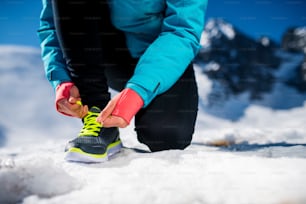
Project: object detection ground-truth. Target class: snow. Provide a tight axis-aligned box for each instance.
[294,27,306,38]
[0,45,82,147]
[260,37,270,46]
[1,45,306,204]
[201,18,236,43]
[0,154,80,203]
[200,18,237,50]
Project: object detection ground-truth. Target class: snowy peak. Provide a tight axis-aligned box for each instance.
[282,27,306,54]
[197,18,281,100]
[200,18,236,49]
[199,18,278,54]
[281,27,306,90]
[195,19,306,120]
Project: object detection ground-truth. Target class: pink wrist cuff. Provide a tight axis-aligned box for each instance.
[112,88,144,124]
[55,82,74,116]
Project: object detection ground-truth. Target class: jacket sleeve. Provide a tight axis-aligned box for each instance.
[37,0,71,90]
[126,0,207,107]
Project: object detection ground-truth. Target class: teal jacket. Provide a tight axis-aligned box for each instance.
[38,0,207,107]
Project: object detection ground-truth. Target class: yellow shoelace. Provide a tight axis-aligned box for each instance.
[79,109,102,137]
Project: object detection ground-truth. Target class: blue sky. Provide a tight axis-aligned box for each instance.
[0,0,305,47]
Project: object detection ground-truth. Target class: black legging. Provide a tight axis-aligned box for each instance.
[51,0,199,152]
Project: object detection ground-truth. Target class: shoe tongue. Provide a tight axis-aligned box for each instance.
[89,106,101,113]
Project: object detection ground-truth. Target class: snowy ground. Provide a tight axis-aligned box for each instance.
[1,45,306,204]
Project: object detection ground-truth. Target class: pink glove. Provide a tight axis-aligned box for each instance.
[55,82,88,118]
[97,88,144,127]
[55,82,74,116]
[112,88,144,124]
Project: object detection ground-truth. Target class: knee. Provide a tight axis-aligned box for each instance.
[136,127,193,152]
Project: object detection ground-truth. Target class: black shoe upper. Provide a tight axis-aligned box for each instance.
[65,106,120,154]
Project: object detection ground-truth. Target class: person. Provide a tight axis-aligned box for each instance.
[38,0,207,163]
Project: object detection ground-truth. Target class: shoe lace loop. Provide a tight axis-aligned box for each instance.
[79,111,102,137]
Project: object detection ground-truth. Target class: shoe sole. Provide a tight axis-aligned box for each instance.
[65,140,123,163]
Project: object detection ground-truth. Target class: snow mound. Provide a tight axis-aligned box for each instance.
[0,156,80,204]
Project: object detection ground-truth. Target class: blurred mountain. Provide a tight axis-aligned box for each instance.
[195,18,306,120]
[0,45,81,147]
[281,27,306,92]
[282,27,306,53]
[0,125,6,147]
